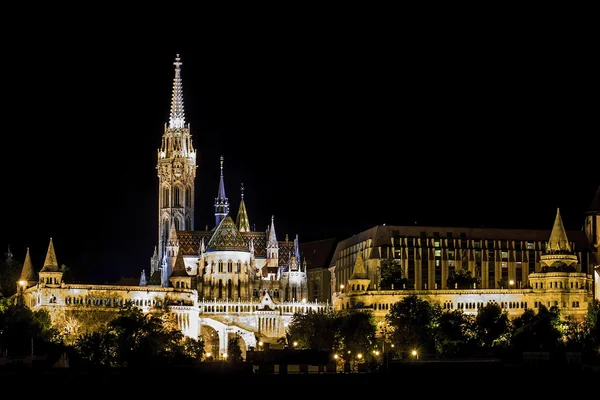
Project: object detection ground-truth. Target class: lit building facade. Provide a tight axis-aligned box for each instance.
[330,191,600,324]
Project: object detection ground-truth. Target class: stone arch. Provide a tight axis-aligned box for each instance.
[199,317,257,359]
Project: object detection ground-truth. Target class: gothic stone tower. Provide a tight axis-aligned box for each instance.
[154,55,197,273]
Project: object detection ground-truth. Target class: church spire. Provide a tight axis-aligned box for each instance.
[236,183,250,232]
[350,251,368,279]
[214,155,229,227]
[169,54,185,129]
[546,208,572,253]
[40,238,59,272]
[268,215,277,246]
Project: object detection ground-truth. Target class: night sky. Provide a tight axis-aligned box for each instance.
[1,17,597,284]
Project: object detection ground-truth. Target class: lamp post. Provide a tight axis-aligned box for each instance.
[340,284,344,294]
[509,279,514,289]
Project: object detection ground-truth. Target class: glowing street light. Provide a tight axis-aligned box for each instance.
[19,280,26,287]
[357,353,363,359]
[334,354,339,359]
[293,341,298,348]
[205,352,211,358]
[411,350,418,359]
[340,284,344,293]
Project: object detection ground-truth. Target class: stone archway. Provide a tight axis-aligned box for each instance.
[199,317,257,359]
[199,324,219,360]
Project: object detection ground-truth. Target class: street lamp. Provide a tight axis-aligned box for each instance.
[293,341,298,348]
[340,284,344,294]
[258,341,263,350]
[509,279,514,289]
[411,350,418,360]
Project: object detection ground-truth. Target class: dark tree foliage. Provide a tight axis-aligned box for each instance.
[475,302,510,349]
[379,258,408,289]
[0,297,61,357]
[0,255,23,297]
[287,310,343,351]
[227,336,244,361]
[74,304,203,367]
[435,309,477,357]
[446,268,478,289]
[385,294,441,356]
[336,310,377,356]
[511,305,563,351]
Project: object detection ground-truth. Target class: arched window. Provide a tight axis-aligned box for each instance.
[186,216,192,230]
[227,279,233,299]
[237,261,242,273]
[292,287,297,301]
[185,186,192,207]
[162,186,170,208]
[174,217,180,230]
[174,186,181,207]
[218,261,223,273]
[237,279,241,299]
[228,260,233,273]
[218,279,223,298]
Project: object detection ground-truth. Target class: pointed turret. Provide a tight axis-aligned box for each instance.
[39,238,63,287]
[40,238,59,272]
[546,208,572,253]
[348,251,370,292]
[139,270,147,286]
[540,208,578,270]
[169,251,193,289]
[266,215,279,268]
[169,54,185,129]
[236,183,250,232]
[18,247,37,290]
[214,155,230,227]
[294,234,301,263]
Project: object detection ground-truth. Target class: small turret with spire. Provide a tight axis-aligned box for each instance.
[214,155,229,228]
[236,183,250,232]
[39,238,63,287]
[348,251,370,292]
[540,208,578,269]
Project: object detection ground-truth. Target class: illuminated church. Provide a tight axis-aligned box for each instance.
[147,55,308,303]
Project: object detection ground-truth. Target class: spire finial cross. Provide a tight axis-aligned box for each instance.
[174,54,182,69]
[220,155,224,176]
[241,182,245,198]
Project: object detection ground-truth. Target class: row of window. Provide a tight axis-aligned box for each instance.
[161,185,192,208]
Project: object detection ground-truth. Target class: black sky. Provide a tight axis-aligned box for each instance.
[1,12,598,283]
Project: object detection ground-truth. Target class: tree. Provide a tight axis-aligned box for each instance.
[287,310,342,351]
[435,309,477,357]
[475,302,510,349]
[0,299,61,357]
[446,268,478,289]
[73,305,203,367]
[336,310,377,358]
[385,294,441,356]
[511,305,563,352]
[379,258,408,289]
[0,252,23,297]
[227,336,243,361]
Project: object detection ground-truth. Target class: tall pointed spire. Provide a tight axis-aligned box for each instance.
[236,182,250,232]
[268,215,277,245]
[169,54,185,129]
[19,247,37,283]
[546,208,572,253]
[168,220,179,247]
[214,155,229,227]
[40,238,59,272]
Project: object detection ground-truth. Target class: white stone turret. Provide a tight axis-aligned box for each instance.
[266,215,279,268]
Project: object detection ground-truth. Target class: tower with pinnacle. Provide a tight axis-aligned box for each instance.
[154,54,197,273]
[214,156,229,228]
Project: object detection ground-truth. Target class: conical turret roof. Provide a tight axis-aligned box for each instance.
[171,252,189,277]
[546,208,572,253]
[19,247,37,282]
[350,251,368,279]
[40,238,59,272]
[236,183,250,232]
[207,215,248,252]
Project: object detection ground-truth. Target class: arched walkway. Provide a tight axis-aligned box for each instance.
[199,317,257,359]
